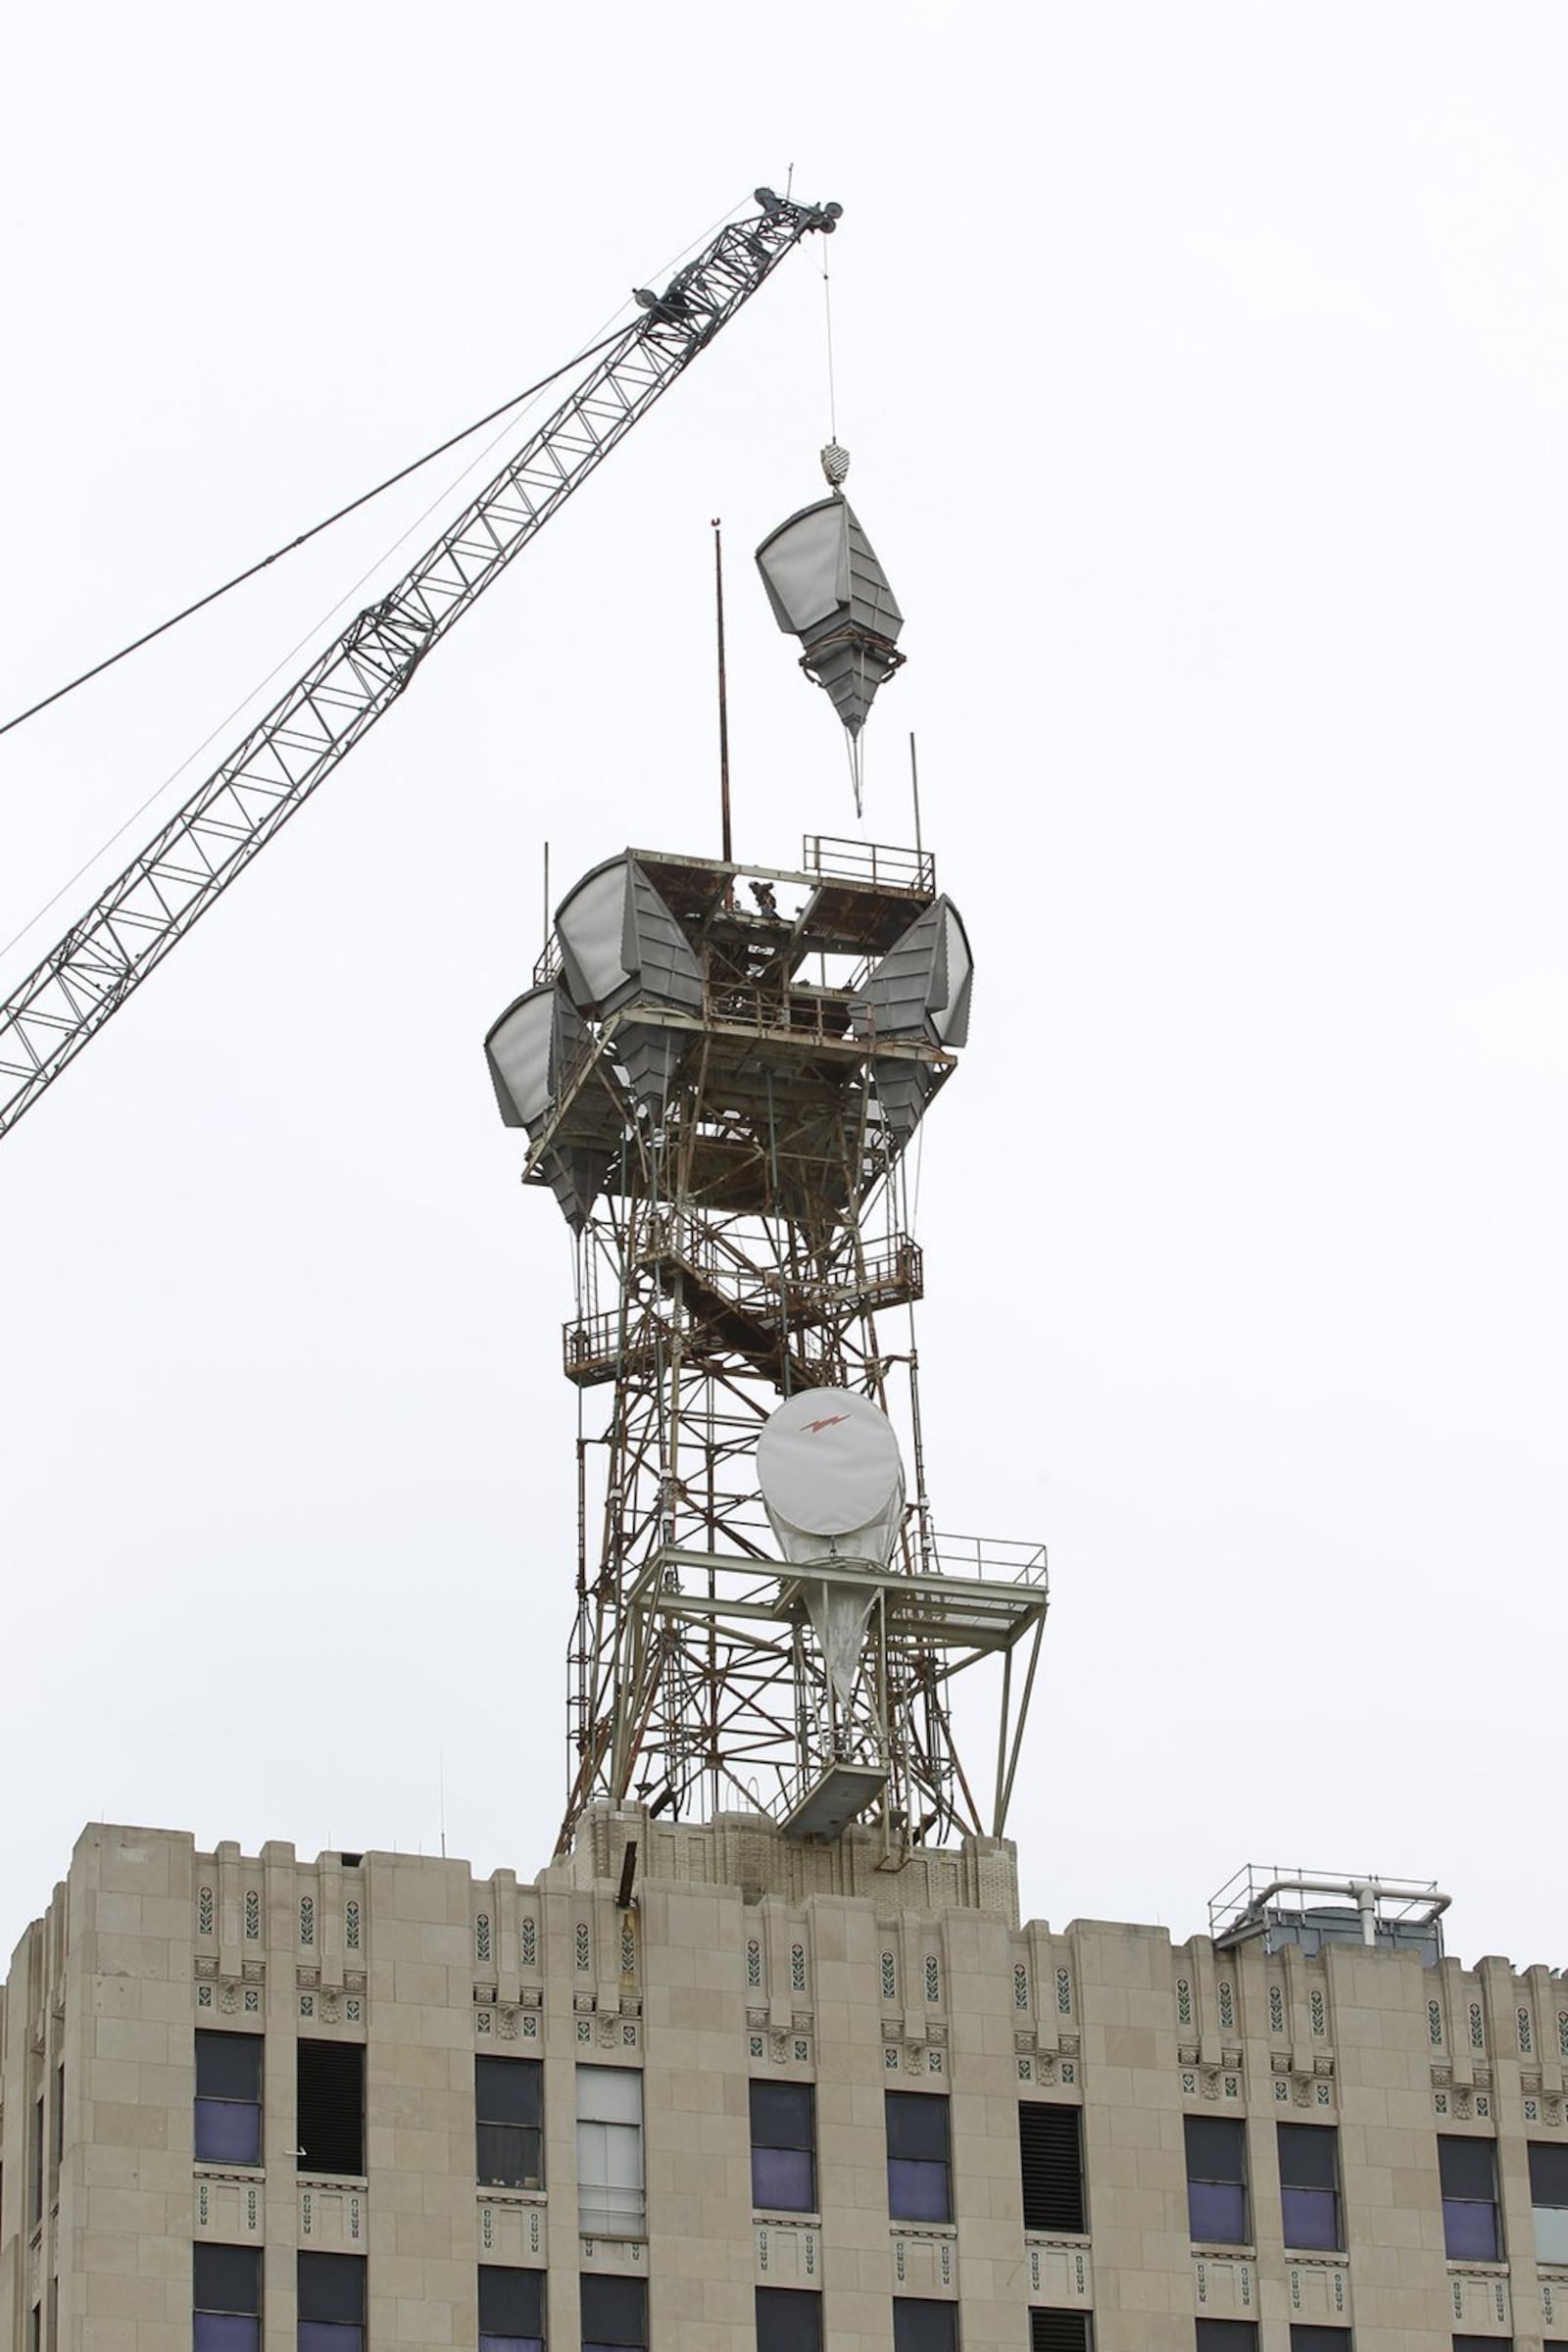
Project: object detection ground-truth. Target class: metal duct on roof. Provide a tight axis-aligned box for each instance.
[484,985,592,1131]
[852,896,973,1146]
[556,857,704,1020]
[755,494,905,739]
[853,896,973,1050]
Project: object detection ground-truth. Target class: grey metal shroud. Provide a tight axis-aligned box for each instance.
[0,187,840,1141]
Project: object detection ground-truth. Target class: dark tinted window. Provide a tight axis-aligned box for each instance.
[194,2241,261,2348]
[887,2092,952,2224]
[1185,2116,1248,2245]
[298,2250,365,2352]
[194,2244,262,2313]
[478,2263,544,2349]
[1289,2331,1351,2349]
[478,2057,544,2190]
[195,2033,263,2166]
[297,2041,365,2177]
[1439,2136,1499,2260]
[893,2301,958,2352]
[1278,2125,1341,2252]
[757,2286,823,2352]
[1195,2326,1258,2348]
[1029,2313,1091,2351]
[751,2081,815,2214]
[197,2034,263,2100]
[581,2273,646,2350]
[1019,2104,1085,2232]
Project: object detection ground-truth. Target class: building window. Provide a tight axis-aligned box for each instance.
[1278,2124,1342,2251]
[194,2242,261,2352]
[1289,2331,1351,2350]
[477,2058,544,2190]
[1195,2327,1257,2349]
[893,2300,958,2352]
[581,2274,646,2352]
[1454,2341,1512,2352]
[297,2041,365,2177]
[195,2033,263,2167]
[28,2093,43,2225]
[757,2286,823,2352]
[50,2063,64,2195]
[1029,2314,1092,2351]
[750,2081,816,2214]
[1185,2116,1249,2245]
[1531,2139,1568,2262]
[297,2251,365,2351]
[886,2091,953,2224]
[576,2066,644,2238]
[1019,2102,1085,2232]
[478,2263,544,2352]
[1439,2136,1500,2260]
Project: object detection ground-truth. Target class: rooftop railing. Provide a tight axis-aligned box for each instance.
[803,835,936,896]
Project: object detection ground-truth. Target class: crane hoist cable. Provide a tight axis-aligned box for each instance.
[0,325,631,748]
[0,185,841,1143]
[0,184,756,760]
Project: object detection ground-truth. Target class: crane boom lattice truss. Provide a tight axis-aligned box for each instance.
[0,190,838,1141]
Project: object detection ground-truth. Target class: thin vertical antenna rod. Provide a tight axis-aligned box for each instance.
[908,732,923,857]
[712,519,733,862]
[542,841,551,954]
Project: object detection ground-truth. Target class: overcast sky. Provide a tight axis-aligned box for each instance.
[3,4,1565,1974]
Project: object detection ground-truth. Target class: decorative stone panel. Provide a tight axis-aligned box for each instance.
[477,2194,546,2265]
[297,2180,367,2249]
[1025,2238,1092,2307]
[891,2228,957,2296]
[193,2176,264,2241]
[1287,2258,1349,2322]
[1194,2255,1255,2316]
[1448,2268,1510,2331]
[578,2234,648,2275]
[754,2220,821,2284]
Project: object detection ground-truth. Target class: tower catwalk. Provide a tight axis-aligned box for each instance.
[486,476,1046,1863]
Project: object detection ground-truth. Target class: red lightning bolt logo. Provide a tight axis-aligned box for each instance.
[804,1412,852,1436]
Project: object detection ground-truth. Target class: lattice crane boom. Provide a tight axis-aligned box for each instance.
[0,189,839,1141]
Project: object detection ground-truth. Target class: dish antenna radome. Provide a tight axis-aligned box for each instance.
[757,1389,906,1562]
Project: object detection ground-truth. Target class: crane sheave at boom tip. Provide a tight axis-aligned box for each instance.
[0,183,842,1146]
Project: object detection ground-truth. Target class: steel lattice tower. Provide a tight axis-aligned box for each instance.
[487,477,1046,1865]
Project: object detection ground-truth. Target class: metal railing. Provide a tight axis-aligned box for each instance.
[1208,1864,1449,1946]
[803,835,936,896]
[922,1533,1050,1588]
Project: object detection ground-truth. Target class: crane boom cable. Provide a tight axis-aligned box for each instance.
[0,190,839,1142]
[0,205,753,972]
[0,185,751,763]
[0,326,632,748]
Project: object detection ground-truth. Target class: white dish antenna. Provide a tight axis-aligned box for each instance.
[758,1389,906,1717]
[757,1389,905,1564]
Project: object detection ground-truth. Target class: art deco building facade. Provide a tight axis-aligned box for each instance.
[4,1808,1568,2352]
